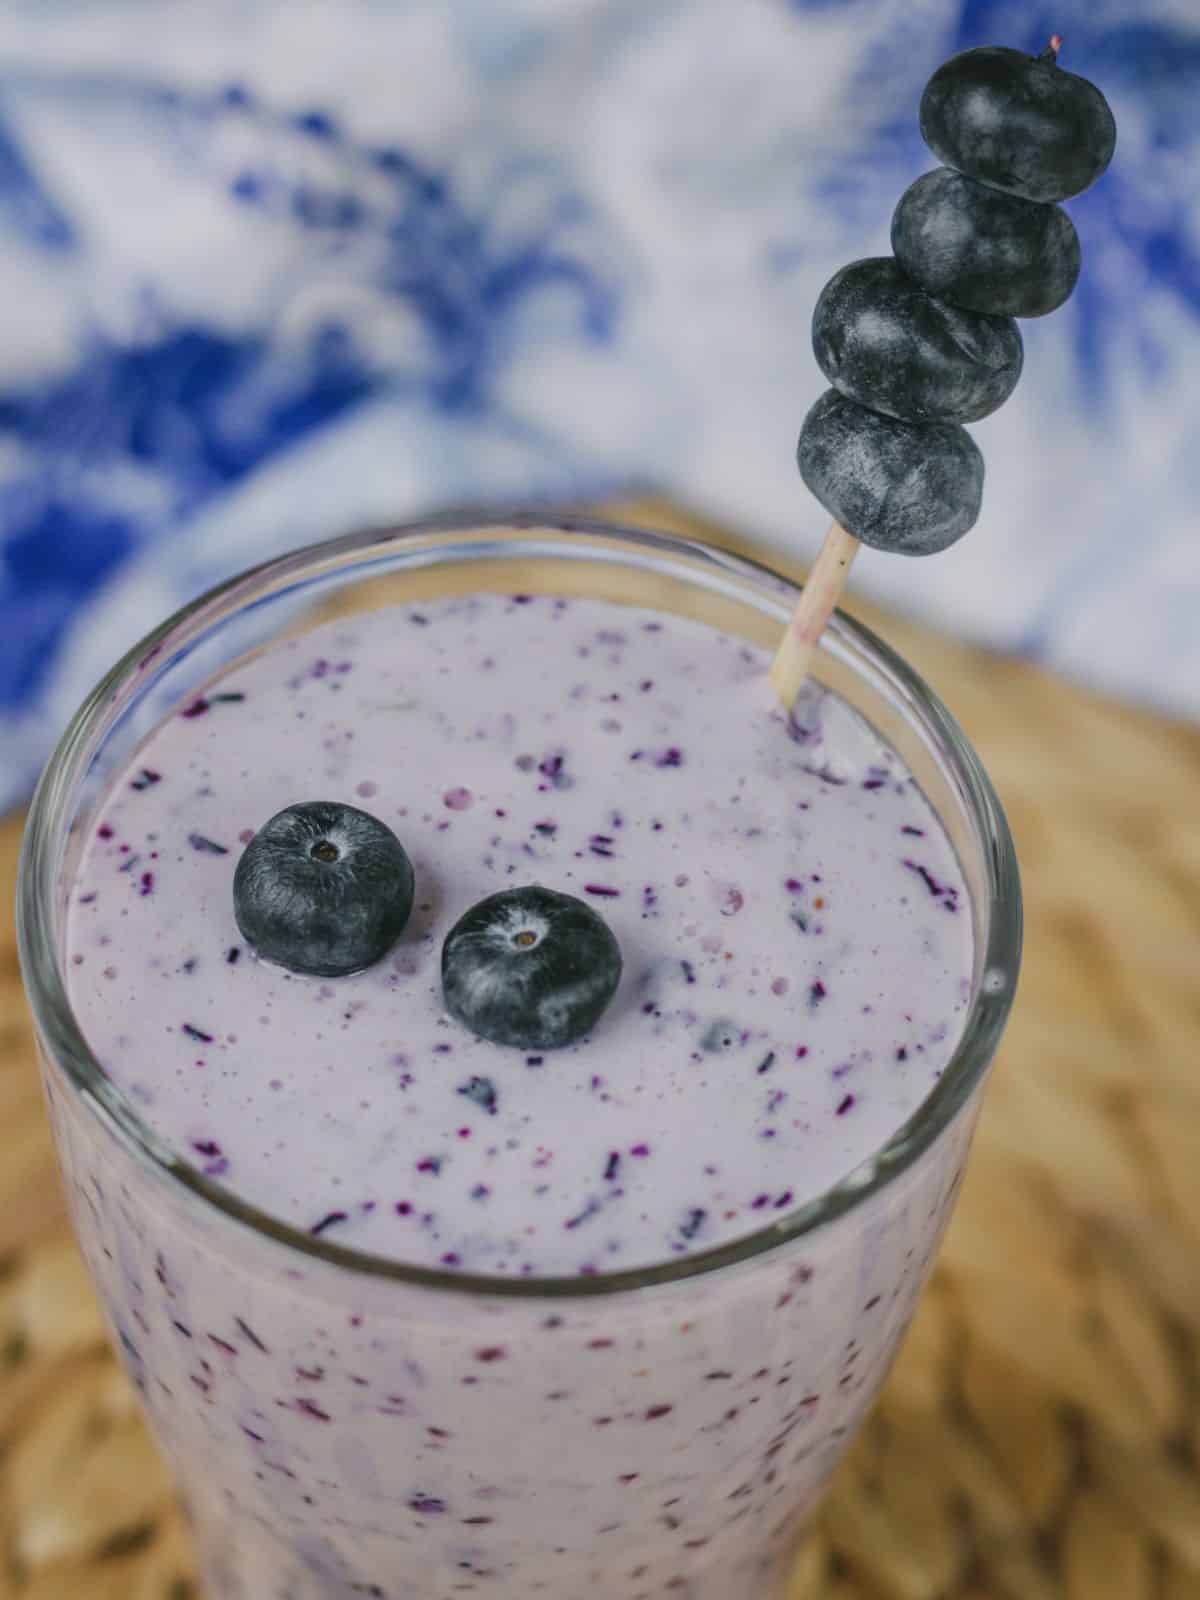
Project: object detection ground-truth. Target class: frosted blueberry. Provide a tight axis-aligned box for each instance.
[892,168,1081,319]
[920,44,1116,204]
[442,886,622,1050]
[812,257,1023,425]
[797,388,984,556]
[233,801,414,977]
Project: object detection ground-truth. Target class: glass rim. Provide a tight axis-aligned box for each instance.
[17,511,1022,1301]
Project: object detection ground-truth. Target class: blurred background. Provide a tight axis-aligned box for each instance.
[0,0,1196,809]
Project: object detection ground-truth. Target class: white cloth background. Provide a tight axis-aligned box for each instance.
[0,0,1197,808]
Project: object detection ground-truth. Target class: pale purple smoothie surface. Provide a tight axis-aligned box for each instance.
[65,593,974,1277]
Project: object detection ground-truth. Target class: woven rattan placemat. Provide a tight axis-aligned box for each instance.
[2,502,1198,1599]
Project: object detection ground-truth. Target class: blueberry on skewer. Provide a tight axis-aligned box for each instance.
[770,35,1115,707]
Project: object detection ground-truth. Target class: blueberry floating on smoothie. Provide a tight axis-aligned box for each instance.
[812,257,1023,424]
[441,885,622,1050]
[233,801,414,977]
[892,169,1081,319]
[920,41,1116,204]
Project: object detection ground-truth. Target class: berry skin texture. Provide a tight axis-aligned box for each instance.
[920,45,1116,204]
[442,885,622,1051]
[892,167,1081,319]
[797,387,984,556]
[812,257,1023,425]
[233,801,414,977]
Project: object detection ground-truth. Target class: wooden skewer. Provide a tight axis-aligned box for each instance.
[769,518,860,709]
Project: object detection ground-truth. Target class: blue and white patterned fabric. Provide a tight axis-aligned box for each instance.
[0,0,1196,809]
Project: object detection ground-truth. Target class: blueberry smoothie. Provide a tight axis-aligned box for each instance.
[65,594,971,1277]
[40,580,993,1599]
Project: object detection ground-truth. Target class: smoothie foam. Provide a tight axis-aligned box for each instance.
[65,591,973,1277]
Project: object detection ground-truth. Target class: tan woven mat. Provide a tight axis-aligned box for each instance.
[2,501,1199,1599]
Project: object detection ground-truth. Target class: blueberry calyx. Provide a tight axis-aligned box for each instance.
[233,801,414,977]
[441,885,623,1050]
[919,44,1116,204]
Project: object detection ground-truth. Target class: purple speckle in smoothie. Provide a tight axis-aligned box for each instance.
[457,1076,498,1116]
[538,751,570,788]
[180,698,210,719]
[655,747,684,768]
[475,1346,507,1363]
[796,1045,809,1059]
[756,1052,776,1075]
[901,824,926,837]
[603,1152,621,1181]
[181,1023,214,1044]
[188,833,229,855]
[97,823,114,840]
[443,786,473,811]
[417,1156,444,1175]
[809,980,827,1008]
[234,1317,269,1353]
[630,1143,651,1158]
[639,679,654,691]
[801,761,848,787]
[395,1201,413,1216]
[409,1493,447,1514]
[902,859,959,913]
[226,946,240,965]
[589,834,615,858]
[836,1094,856,1116]
[773,1190,794,1209]
[681,959,696,985]
[309,1211,349,1236]
[720,886,745,917]
[583,884,620,898]
[679,1208,707,1241]
[355,780,378,799]
[139,872,155,896]
[130,768,161,792]
[565,1198,602,1231]
[525,1055,544,1068]
[644,1403,673,1420]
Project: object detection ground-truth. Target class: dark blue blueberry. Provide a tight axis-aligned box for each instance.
[812,257,1022,424]
[233,801,414,977]
[892,167,1080,319]
[797,388,983,556]
[441,885,622,1050]
[920,44,1116,204]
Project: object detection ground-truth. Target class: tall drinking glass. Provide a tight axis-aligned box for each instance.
[18,516,1020,1598]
